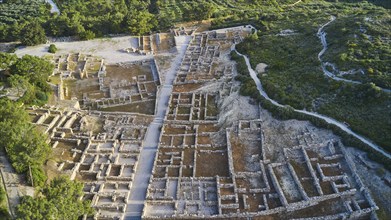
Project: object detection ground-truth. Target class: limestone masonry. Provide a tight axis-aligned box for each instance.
[26,26,378,219]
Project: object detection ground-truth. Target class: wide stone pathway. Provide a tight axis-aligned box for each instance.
[124,36,191,219]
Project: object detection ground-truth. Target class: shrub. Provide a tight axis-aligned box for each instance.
[0,186,5,203]
[0,206,10,220]
[36,90,48,102]
[27,166,47,187]
[48,44,57,53]
[0,186,9,220]
[79,30,95,40]
[20,21,47,46]
[16,176,95,220]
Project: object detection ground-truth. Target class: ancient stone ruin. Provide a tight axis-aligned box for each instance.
[27,27,378,219]
[142,28,378,219]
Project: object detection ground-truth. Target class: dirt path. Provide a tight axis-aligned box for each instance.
[124,35,191,219]
[15,36,150,64]
[0,151,34,218]
[234,47,391,160]
[317,16,390,93]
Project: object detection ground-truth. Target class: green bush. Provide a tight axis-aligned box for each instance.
[2,53,54,105]
[27,166,47,187]
[48,44,57,53]
[0,186,5,203]
[0,100,51,185]
[20,21,46,46]
[79,30,95,41]
[36,90,48,102]
[16,176,95,220]
[0,186,10,220]
[0,206,10,220]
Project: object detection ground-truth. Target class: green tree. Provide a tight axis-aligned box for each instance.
[124,9,156,35]
[0,99,29,152]
[15,196,54,220]
[0,99,51,186]
[0,206,10,220]
[0,186,5,204]
[0,181,10,219]
[11,55,54,91]
[0,52,17,70]
[7,22,25,42]
[16,176,95,220]
[7,74,28,96]
[20,21,47,46]
[7,127,50,174]
[79,30,95,40]
[1,54,54,105]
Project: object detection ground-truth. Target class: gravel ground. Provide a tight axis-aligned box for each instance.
[15,36,152,64]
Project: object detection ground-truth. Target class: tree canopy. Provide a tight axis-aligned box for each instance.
[0,53,54,105]
[0,99,51,186]
[0,53,54,186]
[16,176,94,220]
[0,0,157,44]
[19,20,47,46]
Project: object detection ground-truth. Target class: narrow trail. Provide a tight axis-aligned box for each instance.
[233,46,391,160]
[317,16,391,93]
[45,0,60,14]
[124,35,191,219]
[287,0,303,7]
[0,151,34,218]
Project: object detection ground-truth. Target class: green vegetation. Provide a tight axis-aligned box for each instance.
[0,42,85,219]
[230,50,260,100]
[48,44,57,53]
[235,1,391,153]
[0,0,317,44]
[0,99,51,187]
[152,0,216,29]
[322,11,391,88]
[20,20,47,46]
[50,0,156,36]
[0,0,390,46]
[1,53,54,105]
[0,0,50,45]
[0,183,10,220]
[231,51,391,171]
[0,0,50,25]
[0,52,54,187]
[153,0,297,30]
[0,0,156,44]
[16,176,94,220]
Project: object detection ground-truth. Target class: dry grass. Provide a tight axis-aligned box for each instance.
[106,64,153,83]
[195,151,229,177]
[231,137,246,172]
[156,33,175,52]
[198,124,219,133]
